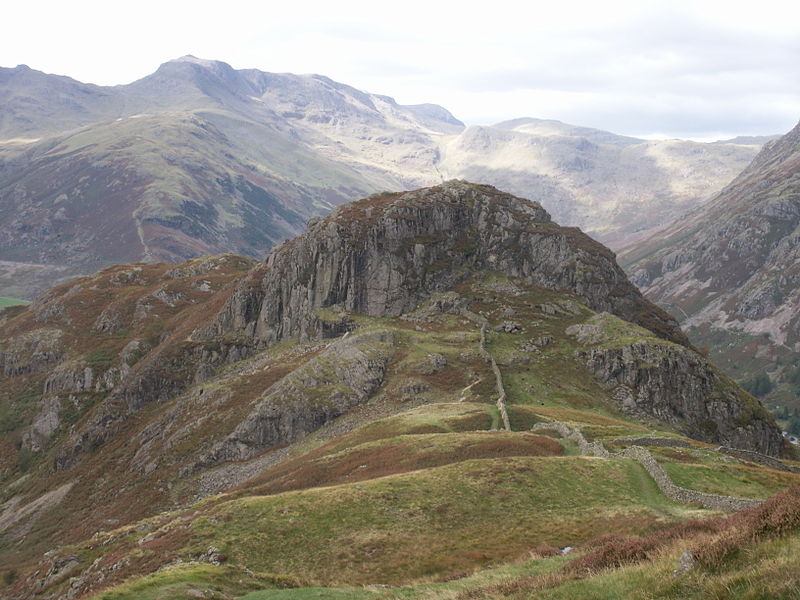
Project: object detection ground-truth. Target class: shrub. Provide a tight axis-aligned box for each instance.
[566,518,727,573]
[17,447,33,472]
[741,373,773,397]
[692,487,800,570]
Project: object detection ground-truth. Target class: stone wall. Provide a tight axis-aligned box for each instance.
[717,445,800,474]
[480,323,510,431]
[613,436,693,448]
[531,421,762,512]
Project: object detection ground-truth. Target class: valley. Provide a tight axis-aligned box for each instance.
[621,120,800,419]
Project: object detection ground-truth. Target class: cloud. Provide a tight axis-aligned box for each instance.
[2,0,799,138]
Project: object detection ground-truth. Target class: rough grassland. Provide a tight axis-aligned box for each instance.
[185,456,695,586]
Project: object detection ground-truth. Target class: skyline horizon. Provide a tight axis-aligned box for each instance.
[3,54,794,143]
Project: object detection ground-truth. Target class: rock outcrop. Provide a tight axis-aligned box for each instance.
[620,120,800,406]
[201,181,686,347]
[576,341,782,455]
[565,312,783,456]
[195,329,394,468]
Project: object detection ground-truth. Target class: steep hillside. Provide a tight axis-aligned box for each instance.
[0,183,789,599]
[621,121,800,414]
[0,58,766,299]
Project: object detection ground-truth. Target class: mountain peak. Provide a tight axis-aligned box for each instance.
[169,54,233,70]
[204,181,687,347]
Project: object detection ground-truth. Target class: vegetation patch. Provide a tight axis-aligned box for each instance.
[235,432,564,497]
[179,456,694,586]
[663,462,800,499]
[0,297,29,308]
[90,563,300,600]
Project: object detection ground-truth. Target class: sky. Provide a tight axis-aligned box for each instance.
[3,0,800,140]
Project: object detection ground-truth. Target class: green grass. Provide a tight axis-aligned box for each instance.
[85,454,702,598]
[233,429,565,499]
[0,296,28,307]
[182,456,697,586]
[240,589,377,600]
[448,529,800,600]
[663,462,800,499]
[90,563,299,600]
[95,531,800,600]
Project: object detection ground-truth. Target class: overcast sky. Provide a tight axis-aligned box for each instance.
[3,0,799,139]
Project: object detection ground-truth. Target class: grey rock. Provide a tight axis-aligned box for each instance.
[673,551,695,577]
[495,321,523,334]
[194,329,394,469]
[576,341,783,455]
[199,182,686,348]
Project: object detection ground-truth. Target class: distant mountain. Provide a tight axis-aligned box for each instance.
[621,120,800,413]
[438,120,765,248]
[0,57,766,297]
[0,64,130,138]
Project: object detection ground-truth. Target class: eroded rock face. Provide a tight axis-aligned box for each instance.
[620,121,800,405]
[195,329,394,468]
[201,181,685,347]
[576,341,782,456]
[0,329,64,377]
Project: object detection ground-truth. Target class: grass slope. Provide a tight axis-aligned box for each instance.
[1,273,793,600]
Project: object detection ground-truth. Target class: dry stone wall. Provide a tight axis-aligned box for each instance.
[531,421,762,512]
[717,445,800,474]
[480,323,510,431]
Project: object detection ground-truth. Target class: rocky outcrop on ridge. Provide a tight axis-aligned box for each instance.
[201,181,687,347]
[576,342,781,455]
[194,329,394,469]
[562,311,783,456]
[620,120,800,407]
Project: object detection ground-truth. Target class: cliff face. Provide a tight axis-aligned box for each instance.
[203,181,686,347]
[564,311,782,455]
[620,120,800,409]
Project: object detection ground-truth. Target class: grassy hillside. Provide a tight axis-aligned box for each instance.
[0,296,28,307]
[0,262,794,600]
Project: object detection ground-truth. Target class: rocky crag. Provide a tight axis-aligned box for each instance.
[202,180,686,347]
[621,120,800,413]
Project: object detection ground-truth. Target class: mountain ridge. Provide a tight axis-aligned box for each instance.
[621,120,800,413]
[0,57,768,299]
[0,182,791,600]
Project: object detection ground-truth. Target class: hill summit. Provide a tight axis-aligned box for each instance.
[0,182,788,599]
